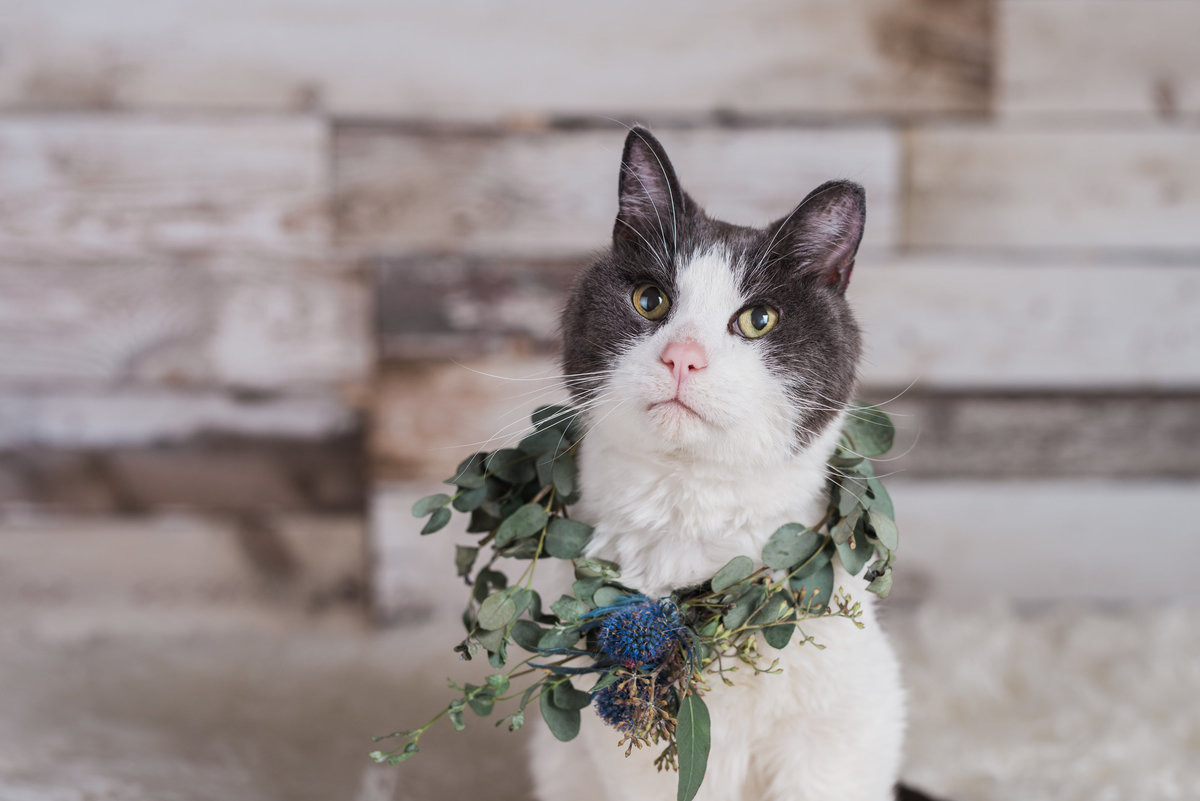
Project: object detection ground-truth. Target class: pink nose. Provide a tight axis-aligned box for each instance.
[661,339,708,386]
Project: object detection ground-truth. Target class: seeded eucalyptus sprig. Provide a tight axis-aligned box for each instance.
[374,402,899,801]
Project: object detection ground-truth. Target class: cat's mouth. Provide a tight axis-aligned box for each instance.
[648,398,704,421]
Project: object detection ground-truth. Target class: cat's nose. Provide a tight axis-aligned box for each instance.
[661,339,708,386]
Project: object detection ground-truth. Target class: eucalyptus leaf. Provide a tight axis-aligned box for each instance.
[445,453,487,490]
[866,567,893,598]
[532,404,576,433]
[475,627,507,654]
[545,518,593,559]
[552,680,592,711]
[843,403,894,458]
[510,620,545,651]
[591,585,629,608]
[518,427,566,457]
[452,485,488,513]
[538,627,581,650]
[571,577,604,607]
[711,555,754,593]
[552,452,577,498]
[762,524,822,571]
[420,507,452,535]
[467,507,501,534]
[494,503,549,547]
[478,592,518,631]
[590,670,621,693]
[835,523,873,576]
[454,545,479,579]
[791,561,834,614]
[527,590,559,625]
[763,620,796,649]
[540,689,581,742]
[466,687,495,717]
[486,449,535,484]
[472,568,507,604]
[448,703,466,731]
[550,595,587,624]
[486,673,510,694]
[510,587,534,618]
[866,510,899,551]
[412,494,450,517]
[831,506,862,546]
[574,558,621,579]
[836,475,870,517]
[722,584,766,630]
[865,477,894,518]
[676,693,711,801]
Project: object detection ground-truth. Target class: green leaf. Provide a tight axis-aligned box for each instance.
[466,687,495,717]
[675,694,711,801]
[553,680,592,711]
[454,545,479,578]
[763,621,796,649]
[540,689,581,742]
[722,584,766,630]
[865,477,894,518]
[478,591,519,631]
[831,506,862,546]
[843,403,895,458]
[486,449,535,484]
[486,673,510,694]
[835,522,873,576]
[791,561,834,614]
[762,524,822,571]
[527,590,558,624]
[552,452,577,498]
[866,567,893,598]
[445,453,487,489]
[591,585,629,608]
[866,510,899,551]
[472,568,507,604]
[475,627,507,654]
[538,626,581,650]
[589,671,620,693]
[420,507,452,535]
[452,485,488,513]
[510,620,545,651]
[518,427,567,456]
[545,518,593,559]
[550,594,587,624]
[711,555,754,593]
[571,577,604,607]
[412,493,450,517]
[494,503,549,547]
[466,507,501,534]
[836,475,870,516]
[574,558,621,579]
[506,710,525,731]
[448,700,466,731]
[532,404,576,433]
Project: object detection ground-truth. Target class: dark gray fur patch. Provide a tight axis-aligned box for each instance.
[561,127,864,450]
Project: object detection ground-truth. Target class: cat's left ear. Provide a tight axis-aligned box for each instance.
[768,180,865,293]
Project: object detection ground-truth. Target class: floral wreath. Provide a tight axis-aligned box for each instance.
[373,403,898,801]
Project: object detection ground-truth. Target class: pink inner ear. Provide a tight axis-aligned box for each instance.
[831,257,855,291]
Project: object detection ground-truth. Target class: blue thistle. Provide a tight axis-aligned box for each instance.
[595,599,683,668]
[592,676,673,733]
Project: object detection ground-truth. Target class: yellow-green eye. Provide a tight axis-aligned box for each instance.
[632,283,670,321]
[735,305,779,339]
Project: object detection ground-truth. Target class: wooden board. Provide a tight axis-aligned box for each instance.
[0,1,991,119]
[335,127,901,256]
[906,126,1200,250]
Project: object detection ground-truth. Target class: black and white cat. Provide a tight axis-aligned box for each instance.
[529,128,905,801]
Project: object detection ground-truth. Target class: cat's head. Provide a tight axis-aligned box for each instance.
[562,127,864,465]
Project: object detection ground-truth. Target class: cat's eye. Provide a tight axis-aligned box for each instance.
[632,283,670,321]
[734,305,779,339]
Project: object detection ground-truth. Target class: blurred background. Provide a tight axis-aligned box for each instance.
[1,2,1198,800]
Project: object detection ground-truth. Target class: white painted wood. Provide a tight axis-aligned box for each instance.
[335,128,900,255]
[906,126,1200,250]
[851,258,1200,389]
[0,116,329,260]
[0,262,372,390]
[1000,1,1200,117]
[0,1,988,118]
[888,480,1200,602]
[0,391,356,449]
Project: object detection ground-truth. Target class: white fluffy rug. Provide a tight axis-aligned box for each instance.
[891,604,1200,801]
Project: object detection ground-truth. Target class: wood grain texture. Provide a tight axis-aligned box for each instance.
[0,260,372,390]
[1000,1,1200,117]
[906,126,1200,250]
[334,127,901,256]
[0,116,329,260]
[0,0,991,118]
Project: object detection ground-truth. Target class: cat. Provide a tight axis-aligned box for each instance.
[528,127,906,801]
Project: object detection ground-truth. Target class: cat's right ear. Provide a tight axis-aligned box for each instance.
[613,127,684,259]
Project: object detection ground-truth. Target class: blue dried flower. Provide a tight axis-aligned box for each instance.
[592,676,672,733]
[596,599,683,668]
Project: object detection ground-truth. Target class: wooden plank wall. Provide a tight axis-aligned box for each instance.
[1,1,1197,619]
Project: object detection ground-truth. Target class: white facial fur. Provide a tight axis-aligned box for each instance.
[594,246,796,466]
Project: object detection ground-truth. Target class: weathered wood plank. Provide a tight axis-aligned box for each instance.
[0,1,991,118]
[0,514,366,620]
[0,116,328,260]
[0,261,372,390]
[888,480,1200,602]
[906,126,1200,250]
[335,127,901,256]
[1000,1,1200,117]
[375,257,1200,388]
[863,391,1200,480]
